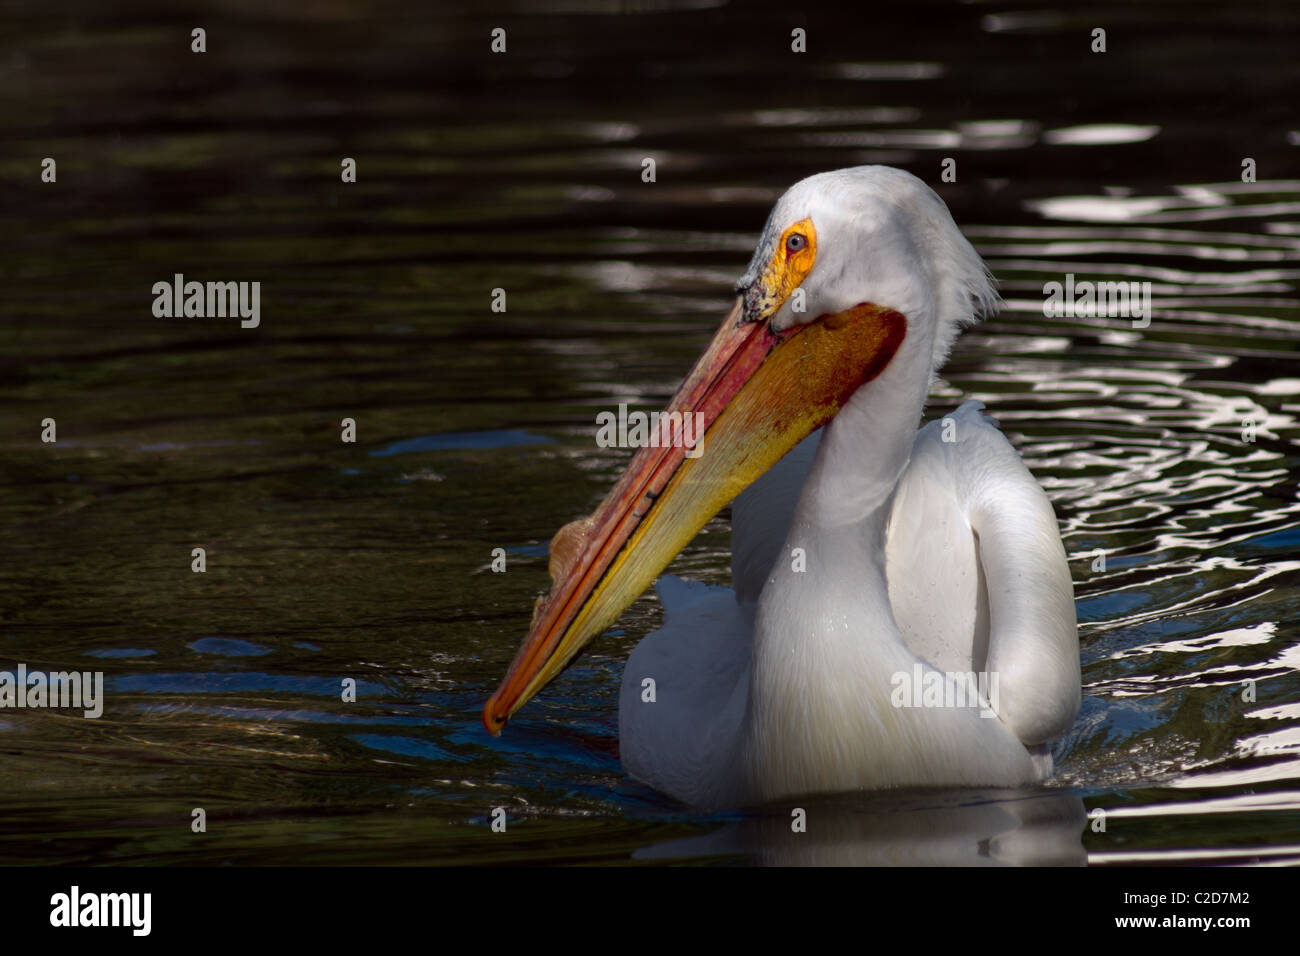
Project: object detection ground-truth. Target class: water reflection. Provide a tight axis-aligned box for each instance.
[637,791,1087,866]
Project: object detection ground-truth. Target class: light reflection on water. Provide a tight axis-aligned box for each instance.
[0,0,1298,865]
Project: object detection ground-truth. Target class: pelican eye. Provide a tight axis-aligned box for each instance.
[785,233,806,254]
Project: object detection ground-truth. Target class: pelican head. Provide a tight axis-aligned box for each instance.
[483,166,998,734]
[738,166,997,367]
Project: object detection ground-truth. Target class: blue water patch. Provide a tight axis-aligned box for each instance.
[188,637,273,657]
[293,642,322,651]
[368,430,552,456]
[85,648,157,659]
[137,702,429,726]
[339,468,363,476]
[1076,589,1149,623]
[507,543,549,557]
[108,672,389,696]
[1096,553,1148,570]
[1079,694,1165,746]
[1244,526,1300,552]
[350,733,469,763]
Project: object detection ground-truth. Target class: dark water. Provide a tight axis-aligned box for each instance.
[1,0,1298,865]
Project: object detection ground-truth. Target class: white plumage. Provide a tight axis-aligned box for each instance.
[618,168,1080,808]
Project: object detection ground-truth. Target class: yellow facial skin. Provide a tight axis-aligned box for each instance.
[749,217,818,322]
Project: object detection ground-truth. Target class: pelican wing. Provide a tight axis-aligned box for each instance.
[618,575,751,807]
[886,400,1080,747]
[620,401,1078,806]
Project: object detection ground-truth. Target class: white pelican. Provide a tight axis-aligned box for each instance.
[484,166,1080,810]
